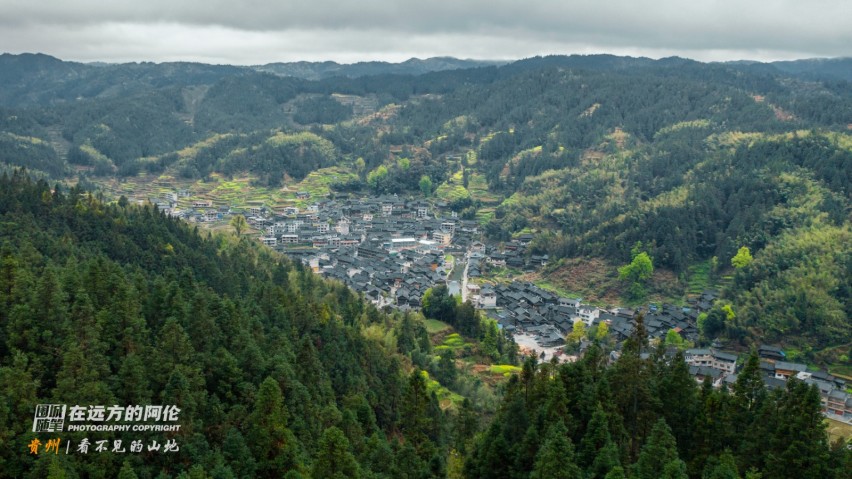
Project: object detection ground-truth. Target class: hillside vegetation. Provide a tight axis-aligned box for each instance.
[0,53,849,361]
[0,172,459,477]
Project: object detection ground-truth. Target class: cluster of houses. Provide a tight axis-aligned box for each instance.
[679,344,851,422]
[153,191,852,425]
[146,192,255,224]
[236,196,552,305]
[483,283,707,349]
[307,246,450,309]
[722,345,852,422]
[256,196,479,251]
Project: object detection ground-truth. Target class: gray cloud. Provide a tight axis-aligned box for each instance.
[0,1,849,63]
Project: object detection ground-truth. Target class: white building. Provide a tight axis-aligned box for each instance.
[432,230,452,246]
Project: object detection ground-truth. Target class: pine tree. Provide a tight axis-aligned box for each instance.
[763,379,832,479]
[311,427,360,479]
[222,427,257,479]
[589,441,622,479]
[578,404,614,469]
[399,370,440,459]
[530,420,582,479]
[656,351,698,461]
[732,349,765,414]
[633,419,683,479]
[609,314,658,459]
[661,459,689,479]
[118,460,139,479]
[702,450,741,479]
[604,466,626,479]
[248,377,302,477]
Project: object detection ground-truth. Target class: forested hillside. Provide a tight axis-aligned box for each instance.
[465,323,851,479]
[0,172,459,478]
[1,171,847,478]
[0,53,849,360]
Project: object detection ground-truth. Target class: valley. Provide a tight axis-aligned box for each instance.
[1,51,850,478]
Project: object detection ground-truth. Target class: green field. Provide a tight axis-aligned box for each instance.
[434,333,471,353]
[489,364,522,376]
[423,319,452,334]
[826,418,852,444]
[829,364,852,380]
[93,165,358,215]
[466,171,502,204]
[286,166,357,207]
[534,279,585,302]
[421,370,465,409]
[686,259,714,295]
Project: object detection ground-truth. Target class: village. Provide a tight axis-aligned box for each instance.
[153,191,852,424]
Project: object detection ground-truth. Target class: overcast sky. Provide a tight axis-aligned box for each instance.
[1,0,849,64]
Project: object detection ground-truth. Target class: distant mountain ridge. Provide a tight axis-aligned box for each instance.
[254,56,507,80]
[0,52,850,107]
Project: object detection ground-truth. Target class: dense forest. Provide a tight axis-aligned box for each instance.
[465,321,851,479]
[0,53,849,359]
[1,171,848,477]
[0,172,460,478]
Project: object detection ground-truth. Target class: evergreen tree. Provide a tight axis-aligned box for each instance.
[578,403,614,469]
[609,314,657,459]
[530,420,582,479]
[248,377,302,477]
[311,427,360,479]
[703,451,741,479]
[661,459,689,479]
[655,351,698,461]
[589,441,622,479]
[399,370,440,459]
[222,428,257,479]
[633,419,683,479]
[118,460,139,479]
[604,466,626,479]
[762,379,832,479]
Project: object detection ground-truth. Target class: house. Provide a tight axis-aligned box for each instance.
[296,191,310,200]
[336,218,351,235]
[773,361,808,380]
[685,349,713,367]
[387,238,417,251]
[259,236,277,247]
[758,344,786,361]
[683,348,738,375]
[559,297,582,309]
[711,351,738,374]
[479,287,497,309]
[432,230,452,246]
[577,306,599,326]
[488,253,506,267]
[517,233,534,245]
[689,366,726,387]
